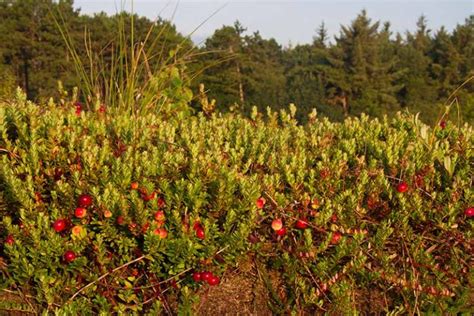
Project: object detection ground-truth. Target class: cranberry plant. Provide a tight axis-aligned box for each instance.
[0,87,472,313]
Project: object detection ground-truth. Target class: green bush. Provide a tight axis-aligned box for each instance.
[0,86,472,313]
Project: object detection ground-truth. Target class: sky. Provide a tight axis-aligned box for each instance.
[73,0,473,46]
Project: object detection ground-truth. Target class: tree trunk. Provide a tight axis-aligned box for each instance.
[22,51,30,99]
[229,46,245,105]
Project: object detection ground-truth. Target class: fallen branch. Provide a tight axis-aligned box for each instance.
[68,255,147,302]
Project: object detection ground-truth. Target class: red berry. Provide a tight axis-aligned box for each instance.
[74,207,87,218]
[396,182,409,193]
[170,279,178,289]
[153,228,168,239]
[331,232,342,244]
[465,207,474,218]
[192,272,202,282]
[53,219,67,232]
[320,168,330,179]
[129,222,138,231]
[142,222,150,233]
[207,275,220,286]
[201,271,212,281]
[256,197,266,209]
[116,215,125,225]
[440,120,447,129]
[157,197,166,208]
[154,211,165,221]
[77,194,93,208]
[64,250,76,263]
[130,182,139,190]
[196,228,205,240]
[193,221,202,231]
[295,218,309,229]
[271,219,283,231]
[99,104,106,113]
[5,234,14,245]
[275,227,287,236]
[141,191,156,202]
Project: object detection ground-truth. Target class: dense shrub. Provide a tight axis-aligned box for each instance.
[0,89,472,314]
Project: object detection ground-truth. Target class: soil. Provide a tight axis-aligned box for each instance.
[193,254,275,316]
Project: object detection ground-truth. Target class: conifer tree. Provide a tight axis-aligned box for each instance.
[241,32,287,112]
[322,10,403,116]
[198,21,246,109]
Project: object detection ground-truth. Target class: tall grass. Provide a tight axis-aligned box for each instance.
[51,2,196,115]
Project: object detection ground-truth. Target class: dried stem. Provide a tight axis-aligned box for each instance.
[68,255,147,302]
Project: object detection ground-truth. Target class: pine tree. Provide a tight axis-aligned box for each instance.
[313,22,329,48]
[430,27,463,97]
[0,0,80,100]
[241,32,287,112]
[451,15,474,80]
[322,10,403,117]
[197,21,246,110]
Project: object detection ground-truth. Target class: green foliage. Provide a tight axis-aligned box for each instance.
[0,0,192,104]
[0,85,472,313]
[0,3,472,123]
[197,13,474,124]
[0,4,472,314]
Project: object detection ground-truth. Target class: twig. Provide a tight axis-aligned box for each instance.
[2,288,58,310]
[302,263,330,305]
[0,308,36,315]
[142,278,186,306]
[385,175,433,199]
[127,246,229,291]
[0,147,20,159]
[263,191,329,233]
[68,255,147,302]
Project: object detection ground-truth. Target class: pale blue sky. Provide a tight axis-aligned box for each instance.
[73,0,473,45]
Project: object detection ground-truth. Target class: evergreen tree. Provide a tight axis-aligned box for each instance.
[396,16,437,120]
[430,26,463,97]
[322,10,403,117]
[198,21,246,110]
[284,43,328,119]
[0,0,80,100]
[241,32,287,112]
[313,22,329,48]
[451,15,474,80]
[451,16,474,123]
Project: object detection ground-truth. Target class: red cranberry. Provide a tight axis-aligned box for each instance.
[196,228,205,240]
[331,232,342,244]
[74,207,87,218]
[201,271,212,281]
[207,275,220,286]
[5,234,14,245]
[465,207,474,218]
[192,272,202,282]
[396,182,409,193]
[275,227,287,236]
[295,218,309,229]
[53,219,67,232]
[63,250,76,263]
[256,197,266,209]
[77,194,93,208]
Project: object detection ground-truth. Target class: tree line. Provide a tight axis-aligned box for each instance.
[0,0,473,123]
